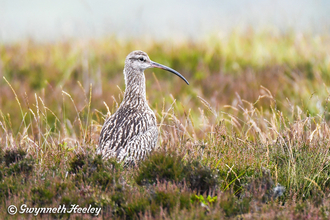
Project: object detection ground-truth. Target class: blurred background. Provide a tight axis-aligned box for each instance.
[1,0,330,135]
[0,0,329,42]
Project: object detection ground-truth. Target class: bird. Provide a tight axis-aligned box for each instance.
[97,50,189,166]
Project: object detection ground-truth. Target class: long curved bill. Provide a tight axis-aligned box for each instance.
[150,61,189,85]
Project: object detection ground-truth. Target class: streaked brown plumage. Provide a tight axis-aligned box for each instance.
[97,50,189,165]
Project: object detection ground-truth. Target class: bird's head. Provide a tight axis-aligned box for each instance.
[125,50,189,85]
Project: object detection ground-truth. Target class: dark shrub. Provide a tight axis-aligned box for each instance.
[1,148,34,176]
[135,150,220,193]
[69,153,123,191]
[0,178,20,199]
[4,148,27,166]
[6,156,34,175]
[135,150,185,185]
[31,183,56,206]
[184,160,219,194]
[68,153,86,173]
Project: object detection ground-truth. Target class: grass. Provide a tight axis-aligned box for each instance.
[0,30,330,219]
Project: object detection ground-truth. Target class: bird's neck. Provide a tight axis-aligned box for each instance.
[122,67,147,106]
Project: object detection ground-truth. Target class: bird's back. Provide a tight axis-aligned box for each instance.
[97,103,158,164]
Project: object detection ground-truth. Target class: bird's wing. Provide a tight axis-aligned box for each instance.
[97,107,156,160]
[116,126,158,164]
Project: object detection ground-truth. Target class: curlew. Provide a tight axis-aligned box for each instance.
[97,50,189,166]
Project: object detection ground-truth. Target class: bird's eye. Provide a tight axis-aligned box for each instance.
[139,57,145,62]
